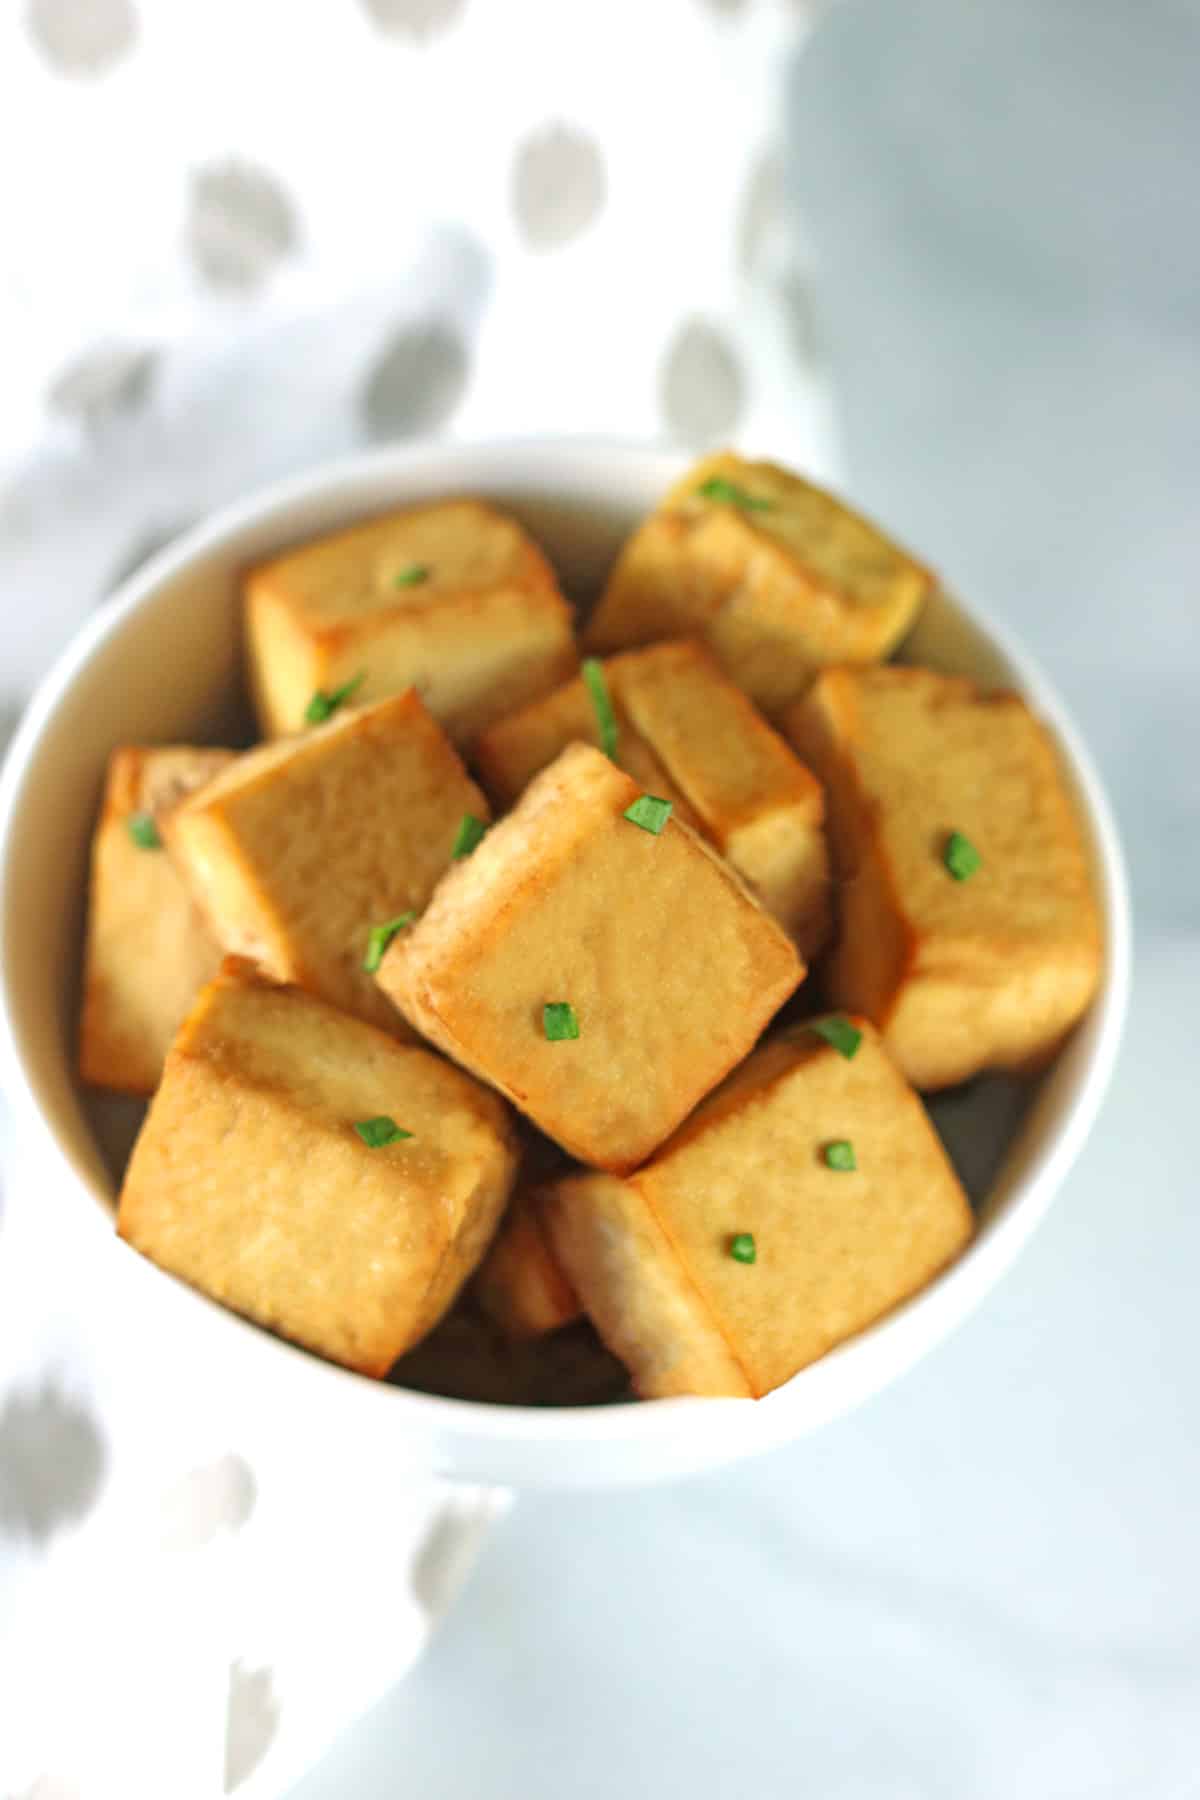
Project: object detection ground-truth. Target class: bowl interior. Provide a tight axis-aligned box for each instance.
[0,441,1130,1482]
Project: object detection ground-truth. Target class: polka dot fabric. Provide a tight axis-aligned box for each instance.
[0,1,833,1792]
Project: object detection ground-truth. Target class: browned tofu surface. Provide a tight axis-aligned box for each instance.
[245,499,578,746]
[166,691,488,1035]
[473,1185,582,1339]
[117,961,518,1376]
[474,640,831,953]
[584,452,931,717]
[79,745,234,1094]
[785,666,1103,1089]
[542,1020,974,1399]
[377,743,803,1173]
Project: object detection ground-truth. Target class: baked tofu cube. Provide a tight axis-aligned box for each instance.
[117,961,518,1376]
[245,499,578,747]
[166,691,488,1035]
[79,745,235,1094]
[785,667,1103,1090]
[584,452,932,718]
[475,639,832,954]
[474,1186,581,1340]
[376,742,803,1173]
[541,1020,974,1399]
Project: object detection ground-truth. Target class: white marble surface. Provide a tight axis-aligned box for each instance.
[293,4,1200,1795]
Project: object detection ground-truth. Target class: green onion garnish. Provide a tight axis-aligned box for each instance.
[623,794,673,836]
[809,1016,862,1060]
[729,1232,757,1264]
[305,670,366,725]
[696,476,773,512]
[543,1002,580,1042]
[354,1116,413,1148]
[451,813,488,859]
[823,1140,856,1172]
[394,563,431,588]
[581,658,619,761]
[363,912,416,973]
[126,811,162,850]
[943,830,982,882]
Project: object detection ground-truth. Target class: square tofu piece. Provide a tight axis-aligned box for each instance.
[166,691,488,1035]
[245,499,578,746]
[542,1020,974,1399]
[785,667,1103,1090]
[473,1186,582,1340]
[584,452,932,718]
[79,745,234,1094]
[376,743,803,1173]
[475,639,832,954]
[118,961,518,1376]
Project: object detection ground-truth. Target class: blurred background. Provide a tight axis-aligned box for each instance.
[2,1,1197,1796]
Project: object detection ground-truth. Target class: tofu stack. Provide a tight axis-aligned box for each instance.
[79,457,1101,1399]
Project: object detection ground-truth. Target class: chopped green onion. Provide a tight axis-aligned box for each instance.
[696,476,773,512]
[581,658,619,761]
[451,813,488,859]
[729,1232,757,1264]
[823,1140,856,1172]
[623,793,673,836]
[543,1002,580,1042]
[394,563,431,588]
[126,811,162,850]
[363,912,416,973]
[944,830,982,882]
[354,1116,413,1148]
[305,670,366,725]
[809,1016,862,1060]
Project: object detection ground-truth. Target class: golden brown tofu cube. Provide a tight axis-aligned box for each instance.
[245,499,578,746]
[118,961,518,1376]
[166,690,488,1035]
[79,745,235,1095]
[473,1186,581,1340]
[377,743,803,1173]
[584,452,932,718]
[785,667,1103,1090]
[475,639,831,954]
[542,1020,974,1399]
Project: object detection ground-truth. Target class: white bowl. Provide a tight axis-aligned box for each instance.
[0,440,1131,1489]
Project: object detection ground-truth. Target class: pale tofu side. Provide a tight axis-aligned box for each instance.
[166,690,489,1036]
[473,640,831,954]
[785,666,1103,1089]
[539,1173,753,1399]
[473,1186,582,1340]
[541,1023,973,1400]
[79,746,234,1095]
[244,499,578,746]
[376,743,804,1174]
[117,962,519,1377]
[584,451,932,718]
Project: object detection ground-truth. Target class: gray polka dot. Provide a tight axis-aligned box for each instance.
[48,343,157,430]
[27,0,137,76]
[157,1454,257,1551]
[737,148,783,276]
[660,318,746,445]
[105,518,193,595]
[776,268,822,368]
[361,319,468,440]
[511,124,607,252]
[359,0,467,37]
[0,1380,106,1544]
[186,160,299,292]
[224,1662,280,1793]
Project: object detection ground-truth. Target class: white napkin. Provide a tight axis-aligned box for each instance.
[0,1,836,1793]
